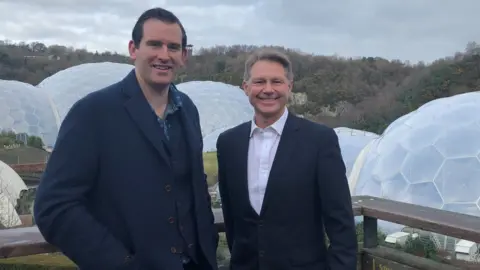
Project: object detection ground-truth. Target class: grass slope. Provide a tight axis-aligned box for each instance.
[203,151,218,186]
[0,147,49,165]
[0,253,75,269]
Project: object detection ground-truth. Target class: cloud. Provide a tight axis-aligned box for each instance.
[0,0,477,63]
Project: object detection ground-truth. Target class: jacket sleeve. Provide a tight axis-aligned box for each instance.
[317,128,358,270]
[34,96,136,270]
[216,133,234,252]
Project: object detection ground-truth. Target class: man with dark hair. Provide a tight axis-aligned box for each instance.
[217,48,357,269]
[34,7,218,270]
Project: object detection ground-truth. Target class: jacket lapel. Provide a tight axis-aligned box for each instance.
[259,113,300,216]
[121,70,171,166]
[235,122,257,216]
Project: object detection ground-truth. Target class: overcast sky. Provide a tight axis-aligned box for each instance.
[0,0,478,63]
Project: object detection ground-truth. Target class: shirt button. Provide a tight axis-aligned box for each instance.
[188,244,194,249]
[168,217,175,223]
[171,247,177,253]
[165,185,172,192]
[259,251,265,257]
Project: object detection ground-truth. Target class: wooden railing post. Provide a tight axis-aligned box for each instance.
[363,216,378,248]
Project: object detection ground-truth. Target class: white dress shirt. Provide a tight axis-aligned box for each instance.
[247,108,289,214]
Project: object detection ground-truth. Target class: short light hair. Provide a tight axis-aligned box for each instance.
[243,48,294,82]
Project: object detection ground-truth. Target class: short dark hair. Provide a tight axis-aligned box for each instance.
[131,8,187,49]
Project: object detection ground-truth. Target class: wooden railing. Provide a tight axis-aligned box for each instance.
[357,196,480,270]
[0,196,479,269]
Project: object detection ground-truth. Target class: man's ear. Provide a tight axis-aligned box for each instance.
[180,48,188,67]
[128,40,137,61]
[242,81,249,96]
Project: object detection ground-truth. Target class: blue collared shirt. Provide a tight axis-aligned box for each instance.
[151,85,193,264]
[155,84,183,140]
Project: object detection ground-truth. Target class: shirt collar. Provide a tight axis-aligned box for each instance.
[250,108,288,137]
[150,84,183,118]
[168,83,183,110]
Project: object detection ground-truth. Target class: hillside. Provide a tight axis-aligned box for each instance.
[1,40,480,134]
[0,146,49,165]
[0,131,48,164]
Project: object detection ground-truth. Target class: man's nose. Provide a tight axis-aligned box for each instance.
[156,45,169,60]
[263,82,274,93]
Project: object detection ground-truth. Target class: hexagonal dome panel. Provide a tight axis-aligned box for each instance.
[434,157,480,204]
[381,172,409,201]
[401,146,444,184]
[350,91,480,232]
[0,80,59,147]
[435,125,480,157]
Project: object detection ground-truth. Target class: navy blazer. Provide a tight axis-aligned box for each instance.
[217,112,357,270]
[34,70,218,270]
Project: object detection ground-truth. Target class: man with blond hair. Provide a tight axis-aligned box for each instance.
[216,48,357,270]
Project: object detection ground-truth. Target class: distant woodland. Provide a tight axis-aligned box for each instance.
[1,40,480,134]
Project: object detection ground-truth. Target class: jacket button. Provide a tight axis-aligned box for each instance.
[259,251,265,257]
[124,255,133,263]
[188,244,194,249]
[165,185,172,192]
[168,217,175,223]
[171,247,177,253]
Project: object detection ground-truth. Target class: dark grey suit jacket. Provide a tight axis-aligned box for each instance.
[217,112,357,270]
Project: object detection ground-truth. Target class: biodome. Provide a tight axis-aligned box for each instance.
[203,126,232,152]
[37,62,135,127]
[333,127,378,182]
[350,91,480,234]
[0,160,25,228]
[0,63,254,149]
[177,80,253,138]
[0,80,58,147]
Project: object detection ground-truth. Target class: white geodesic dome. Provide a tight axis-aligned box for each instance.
[382,112,414,135]
[0,160,27,207]
[334,127,379,182]
[37,62,134,127]
[350,91,480,236]
[203,126,236,152]
[350,110,419,197]
[1,64,254,150]
[177,81,253,138]
[0,80,59,147]
[0,161,25,228]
